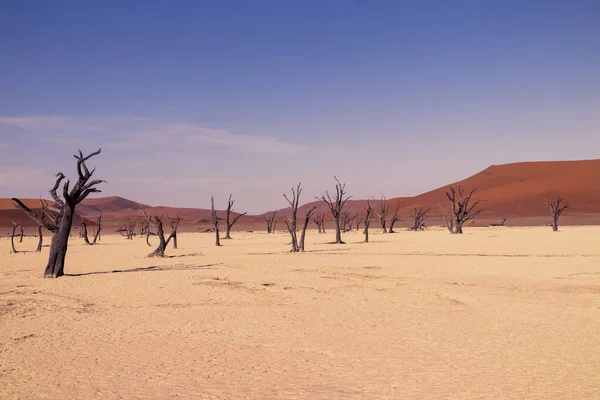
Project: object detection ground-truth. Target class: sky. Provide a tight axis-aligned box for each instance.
[1,0,599,213]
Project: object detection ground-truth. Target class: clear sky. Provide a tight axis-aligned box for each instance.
[1,0,599,213]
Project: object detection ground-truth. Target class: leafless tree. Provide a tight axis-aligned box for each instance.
[119,220,137,239]
[264,211,277,233]
[489,217,507,227]
[442,186,484,234]
[283,183,302,252]
[409,206,430,231]
[92,213,102,244]
[318,177,351,244]
[139,220,149,236]
[16,221,25,243]
[363,202,375,243]
[299,206,317,252]
[10,222,21,253]
[12,149,104,278]
[143,211,178,257]
[211,196,221,246]
[375,196,388,233]
[438,201,454,233]
[166,214,181,248]
[223,194,247,239]
[544,195,570,231]
[80,217,92,244]
[356,215,364,231]
[389,205,401,233]
[341,209,355,233]
[313,212,326,234]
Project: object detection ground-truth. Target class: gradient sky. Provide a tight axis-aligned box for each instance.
[1,0,599,213]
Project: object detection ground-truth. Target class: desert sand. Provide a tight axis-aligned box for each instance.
[1,227,599,399]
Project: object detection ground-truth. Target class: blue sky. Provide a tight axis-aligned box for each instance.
[1,0,599,213]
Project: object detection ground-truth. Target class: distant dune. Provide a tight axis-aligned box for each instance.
[2,159,600,230]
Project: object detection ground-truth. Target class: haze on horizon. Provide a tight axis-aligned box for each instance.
[1,1,599,214]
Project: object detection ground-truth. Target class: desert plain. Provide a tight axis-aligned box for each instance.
[1,226,599,399]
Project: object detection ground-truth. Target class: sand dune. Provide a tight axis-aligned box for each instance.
[1,227,599,399]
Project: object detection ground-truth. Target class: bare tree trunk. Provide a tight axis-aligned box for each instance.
[223,195,246,239]
[376,196,388,233]
[211,196,221,246]
[45,208,74,278]
[18,223,24,243]
[284,183,301,252]
[147,217,166,257]
[92,213,102,244]
[81,217,91,244]
[265,211,277,233]
[318,177,351,244]
[10,222,20,253]
[363,202,375,243]
[36,225,43,252]
[167,214,181,249]
[299,207,316,252]
[441,186,483,234]
[544,195,569,232]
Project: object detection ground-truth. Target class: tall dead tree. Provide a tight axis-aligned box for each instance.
[375,196,388,233]
[143,212,177,257]
[313,212,326,233]
[12,149,104,278]
[283,183,302,252]
[224,194,247,239]
[443,186,483,234]
[318,177,351,244]
[409,207,430,231]
[299,206,317,252]
[363,202,375,243]
[544,195,570,232]
[389,205,401,233]
[211,196,221,246]
[10,222,21,253]
[167,214,181,248]
[264,211,277,233]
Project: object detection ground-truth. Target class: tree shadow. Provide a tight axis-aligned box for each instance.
[65,263,221,277]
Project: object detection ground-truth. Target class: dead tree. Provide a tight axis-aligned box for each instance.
[264,211,277,233]
[489,217,507,227]
[10,222,21,253]
[211,196,221,246]
[92,213,102,244]
[16,222,24,243]
[167,214,181,248]
[341,209,354,233]
[224,194,247,239]
[139,220,149,236]
[119,220,137,239]
[143,212,177,257]
[375,196,388,233]
[544,195,570,232]
[389,205,401,233]
[409,207,430,231]
[313,212,326,233]
[318,177,351,244]
[363,202,375,243]
[443,186,484,234]
[80,217,92,244]
[12,149,104,278]
[299,206,317,252]
[283,183,302,252]
[356,215,364,231]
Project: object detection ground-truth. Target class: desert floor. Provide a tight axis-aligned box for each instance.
[1,227,599,399]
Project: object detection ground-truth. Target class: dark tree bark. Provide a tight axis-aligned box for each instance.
[36,225,43,252]
[356,216,364,231]
[92,213,102,244]
[438,202,455,233]
[167,214,181,248]
[119,220,137,239]
[211,196,221,246]
[299,206,316,252]
[283,183,302,252]
[389,205,400,233]
[409,207,431,231]
[318,177,351,244]
[10,222,20,253]
[544,195,570,231]
[375,196,388,233]
[313,212,325,233]
[139,220,149,236]
[17,222,24,243]
[80,217,92,245]
[12,149,105,278]
[363,202,375,243]
[224,194,247,239]
[442,186,484,234]
[264,211,277,233]
[144,212,177,257]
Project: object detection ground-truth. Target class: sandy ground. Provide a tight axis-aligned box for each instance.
[1,227,599,399]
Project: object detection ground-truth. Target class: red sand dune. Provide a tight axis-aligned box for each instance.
[2,159,600,230]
